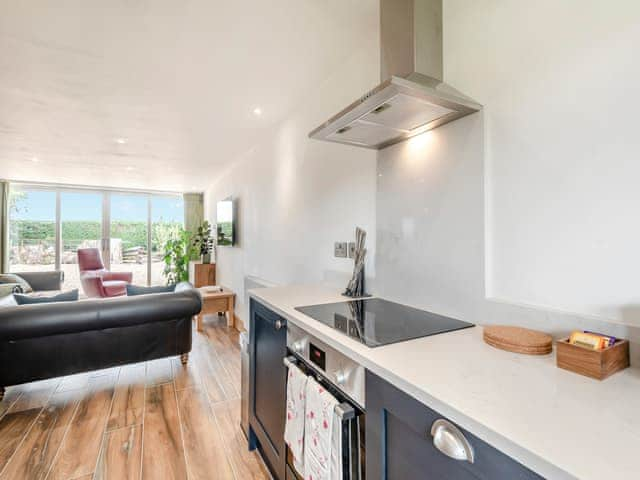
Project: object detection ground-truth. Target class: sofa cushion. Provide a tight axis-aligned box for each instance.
[126,284,176,296]
[28,290,64,298]
[14,289,79,305]
[0,283,23,297]
[102,281,127,297]
[0,273,33,293]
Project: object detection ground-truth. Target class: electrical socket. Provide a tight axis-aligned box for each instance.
[334,242,348,258]
[348,242,356,258]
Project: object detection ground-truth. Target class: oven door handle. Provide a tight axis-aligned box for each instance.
[283,355,298,369]
[334,402,356,421]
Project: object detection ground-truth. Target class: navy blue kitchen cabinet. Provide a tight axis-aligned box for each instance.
[249,299,288,480]
[366,371,544,480]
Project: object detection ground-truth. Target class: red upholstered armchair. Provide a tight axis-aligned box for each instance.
[77,248,133,298]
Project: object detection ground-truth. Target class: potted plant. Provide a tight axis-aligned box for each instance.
[162,228,194,285]
[191,220,215,264]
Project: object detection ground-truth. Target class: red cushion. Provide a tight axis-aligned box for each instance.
[102,280,127,297]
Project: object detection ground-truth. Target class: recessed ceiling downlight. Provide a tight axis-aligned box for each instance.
[115,138,127,145]
[253,107,262,116]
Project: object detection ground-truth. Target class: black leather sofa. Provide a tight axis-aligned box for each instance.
[0,281,201,401]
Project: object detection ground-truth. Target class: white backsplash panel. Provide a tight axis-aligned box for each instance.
[374,113,640,365]
[375,114,485,323]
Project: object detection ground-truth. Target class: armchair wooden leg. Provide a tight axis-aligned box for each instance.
[0,387,5,402]
[180,353,189,365]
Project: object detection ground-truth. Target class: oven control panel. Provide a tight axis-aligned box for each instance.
[309,343,326,370]
[287,322,365,409]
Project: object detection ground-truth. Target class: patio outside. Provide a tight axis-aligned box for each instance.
[10,236,169,293]
[11,262,165,292]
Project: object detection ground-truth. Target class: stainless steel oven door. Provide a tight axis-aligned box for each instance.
[283,355,365,480]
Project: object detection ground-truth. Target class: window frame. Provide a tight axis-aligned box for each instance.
[8,182,184,287]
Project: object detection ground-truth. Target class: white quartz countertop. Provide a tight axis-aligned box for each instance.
[249,284,640,480]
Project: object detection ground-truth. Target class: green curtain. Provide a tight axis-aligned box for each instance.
[183,193,204,261]
[183,192,204,236]
[0,181,8,273]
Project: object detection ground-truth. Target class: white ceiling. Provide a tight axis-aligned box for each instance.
[0,0,376,192]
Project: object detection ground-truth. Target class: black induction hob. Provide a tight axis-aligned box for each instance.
[295,298,474,347]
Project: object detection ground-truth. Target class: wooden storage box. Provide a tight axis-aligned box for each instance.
[190,262,216,288]
[556,338,629,380]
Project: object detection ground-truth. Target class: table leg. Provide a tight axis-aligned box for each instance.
[227,300,235,328]
[197,314,203,332]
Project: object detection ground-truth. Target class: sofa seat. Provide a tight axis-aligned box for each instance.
[27,290,63,297]
[102,280,127,297]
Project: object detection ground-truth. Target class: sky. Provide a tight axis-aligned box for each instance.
[11,189,184,223]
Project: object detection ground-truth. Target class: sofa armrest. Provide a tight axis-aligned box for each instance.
[102,271,133,283]
[0,286,202,341]
[80,274,105,298]
[17,271,64,292]
[175,281,198,294]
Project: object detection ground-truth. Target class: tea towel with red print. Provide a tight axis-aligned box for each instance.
[303,376,341,480]
[284,363,308,474]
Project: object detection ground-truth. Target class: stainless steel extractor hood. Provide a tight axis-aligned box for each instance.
[309,0,481,150]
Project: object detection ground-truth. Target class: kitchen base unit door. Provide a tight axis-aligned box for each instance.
[365,371,544,480]
[249,299,288,480]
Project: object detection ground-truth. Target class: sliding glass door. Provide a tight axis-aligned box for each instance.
[151,195,184,285]
[8,184,184,290]
[60,191,104,290]
[110,193,149,287]
[8,187,57,273]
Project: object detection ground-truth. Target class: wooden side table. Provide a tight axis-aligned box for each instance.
[197,286,235,331]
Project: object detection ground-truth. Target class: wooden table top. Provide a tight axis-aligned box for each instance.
[198,286,234,299]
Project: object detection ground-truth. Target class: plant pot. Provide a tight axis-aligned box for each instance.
[202,253,211,264]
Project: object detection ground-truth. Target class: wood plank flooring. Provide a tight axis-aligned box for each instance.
[0,315,270,480]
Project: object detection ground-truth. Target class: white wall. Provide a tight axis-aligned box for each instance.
[447,0,640,321]
[375,1,640,361]
[204,6,379,323]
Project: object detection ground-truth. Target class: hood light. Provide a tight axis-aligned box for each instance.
[372,103,391,114]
